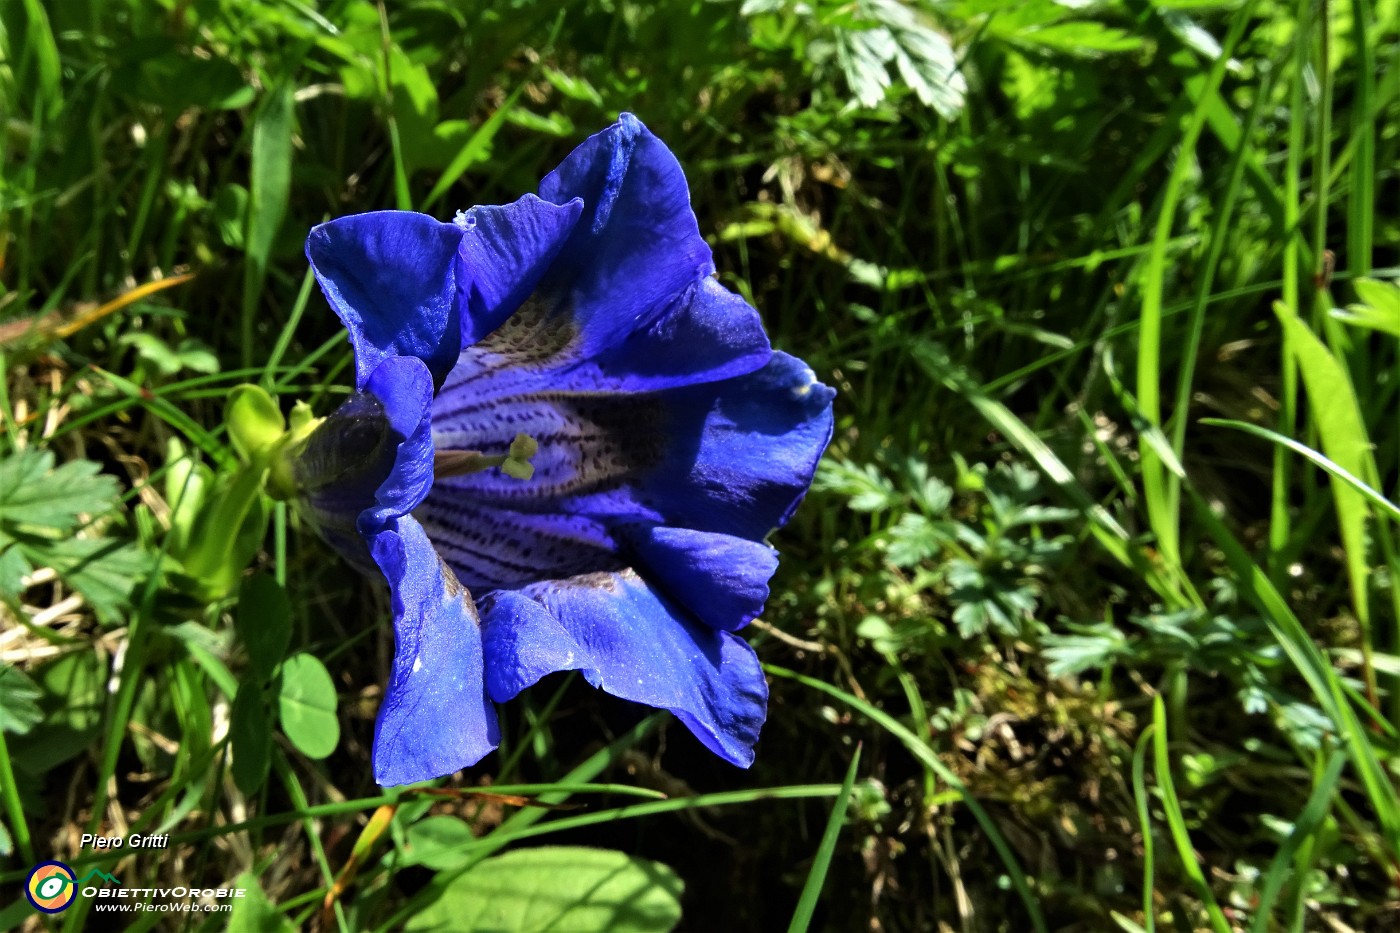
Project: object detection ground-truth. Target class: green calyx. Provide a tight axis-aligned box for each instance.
[225,385,323,500]
[174,386,322,599]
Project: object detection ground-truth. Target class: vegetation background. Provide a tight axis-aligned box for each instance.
[2,0,1398,930]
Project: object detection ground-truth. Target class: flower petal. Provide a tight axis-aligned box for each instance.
[307,211,464,389]
[479,569,767,766]
[526,113,771,390]
[457,195,583,345]
[369,515,499,786]
[620,524,778,631]
[540,113,712,319]
[359,355,436,535]
[648,351,835,540]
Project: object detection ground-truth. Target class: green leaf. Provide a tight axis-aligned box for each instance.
[231,682,272,796]
[404,814,477,871]
[225,872,297,933]
[8,651,104,775]
[0,449,120,532]
[542,65,603,105]
[246,84,295,277]
[237,574,293,682]
[406,846,684,933]
[0,542,31,599]
[277,654,339,760]
[226,384,286,463]
[27,537,149,624]
[1275,300,1377,635]
[214,183,251,250]
[1333,278,1400,337]
[0,664,43,735]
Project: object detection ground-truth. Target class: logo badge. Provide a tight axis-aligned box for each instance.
[25,861,78,913]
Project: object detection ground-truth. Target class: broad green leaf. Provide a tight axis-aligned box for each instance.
[403,814,477,870]
[237,574,293,681]
[277,654,339,760]
[246,83,295,276]
[231,682,272,796]
[406,846,684,933]
[0,449,120,532]
[225,872,296,933]
[0,664,43,735]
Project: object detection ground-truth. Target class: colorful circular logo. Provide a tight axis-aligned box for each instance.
[25,861,77,913]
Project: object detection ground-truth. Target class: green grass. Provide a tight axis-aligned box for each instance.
[2,0,1400,930]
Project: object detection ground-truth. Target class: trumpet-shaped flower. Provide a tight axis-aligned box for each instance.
[296,114,834,786]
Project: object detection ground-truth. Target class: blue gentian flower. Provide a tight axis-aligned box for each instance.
[295,114,835,786]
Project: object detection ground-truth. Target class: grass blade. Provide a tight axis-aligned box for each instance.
[788,744,861,933]
[766,663,1048,933]
[243,82,296,368]
[1150,696,1231,933]
[1201,417,1400,524]
[1249,750,1347,932]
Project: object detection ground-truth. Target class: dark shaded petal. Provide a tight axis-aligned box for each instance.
[646,351,836,540]
[358,356,436,535]
[620,524,778,631]
[457,195,583,345]
[292,356,435,567]
[307,211,464,389]
[479,569,767,766]
[369,515,499,786]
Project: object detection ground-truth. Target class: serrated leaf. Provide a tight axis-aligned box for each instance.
[0,449,120,532]
[886,513,944,567]
[278,653,339,759]
[0,541,31,598]
[8,651,104,774]
[406,846,684,933]
[26,536,149,624]
[0,664,43,735]
[237,574,292,682]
